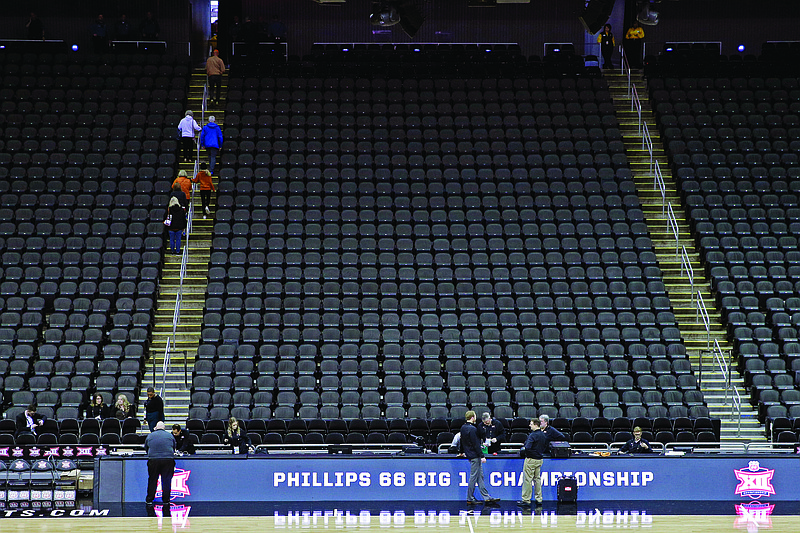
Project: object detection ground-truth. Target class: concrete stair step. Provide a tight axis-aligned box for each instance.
[158,286,208,295]
[153,324,202,332]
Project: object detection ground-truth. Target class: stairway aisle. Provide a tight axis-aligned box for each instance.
[604,71,763,443]
[138,68,226,428]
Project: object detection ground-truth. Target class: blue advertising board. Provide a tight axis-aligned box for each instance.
[95,455,797,504]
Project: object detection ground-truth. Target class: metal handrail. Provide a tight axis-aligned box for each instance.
[643,41,722,58]
[642,122,653,173]
[160,337,170,396]
[631,84,642,133]
[665,202,680,255]
[653,160,665,212]
[713,339,741,436]
[620,43,632,99]
[696,291,711,351]
[157,83,207,398]
[680,245,695,306]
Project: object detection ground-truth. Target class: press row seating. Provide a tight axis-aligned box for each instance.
[184,416,721,444]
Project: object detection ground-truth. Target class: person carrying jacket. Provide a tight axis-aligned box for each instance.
[199,116,223,174]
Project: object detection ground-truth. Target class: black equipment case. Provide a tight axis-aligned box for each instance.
[557,476,578,503]
[549,441,571,458]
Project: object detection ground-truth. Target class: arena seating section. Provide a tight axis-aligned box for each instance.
[648,48,800,441]
[0,51,189,442]
[0,46,722,449]
[186,46,713,447]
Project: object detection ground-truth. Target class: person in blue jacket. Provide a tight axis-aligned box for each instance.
[199,116,223,174]
[459,411,500,505]
[518,418,548,507]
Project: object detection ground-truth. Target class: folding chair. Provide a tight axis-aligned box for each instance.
[6,459,32,507]
[30,459,56,507]
[53,458,78,507]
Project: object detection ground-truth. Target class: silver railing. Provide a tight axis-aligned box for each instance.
[620,44,632,98]
[696,291,711,351]
[158,82,208,393]
[665,202,680,255]
[680,245,695,306]
[712,339,741,436]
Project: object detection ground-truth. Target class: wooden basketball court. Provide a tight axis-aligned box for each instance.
[2,510,796,532]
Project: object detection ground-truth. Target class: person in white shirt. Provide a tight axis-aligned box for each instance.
[177,110,201,162]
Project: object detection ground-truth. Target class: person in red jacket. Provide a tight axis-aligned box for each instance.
[172,170,192,209]
[193,162,216,218]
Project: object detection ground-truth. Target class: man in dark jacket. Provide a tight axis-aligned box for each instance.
[518,418,548,507]
[539,414,566,445]
[144,387,165,432]
[15,404,46,438]
[460,411,500,505]
[145,421,176,505]
[619,426,653,454]
[172,424,195,455]
[478,412,505,454]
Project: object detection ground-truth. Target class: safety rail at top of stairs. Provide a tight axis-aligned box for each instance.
[621,47,655,176]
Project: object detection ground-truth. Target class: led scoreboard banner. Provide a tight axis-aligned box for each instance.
[95,455,796,505]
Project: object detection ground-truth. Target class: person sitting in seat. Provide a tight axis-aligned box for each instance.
[619,426,654,454]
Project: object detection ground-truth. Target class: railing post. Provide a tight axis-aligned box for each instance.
[698,349,703,387]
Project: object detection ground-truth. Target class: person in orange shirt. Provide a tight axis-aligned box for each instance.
[172,170,192,209]
[193,162,216,218]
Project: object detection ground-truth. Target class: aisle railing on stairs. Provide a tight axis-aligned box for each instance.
[618,54,745,435]
[679,245,695,306]
[712,338,742,436]
[160,338,171,397]
[696,291,711,351]
[620,44,633,100]
[157,81,208,396]
[653,160,665,212]
[621,47,655,172]
[665,202,680,255]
